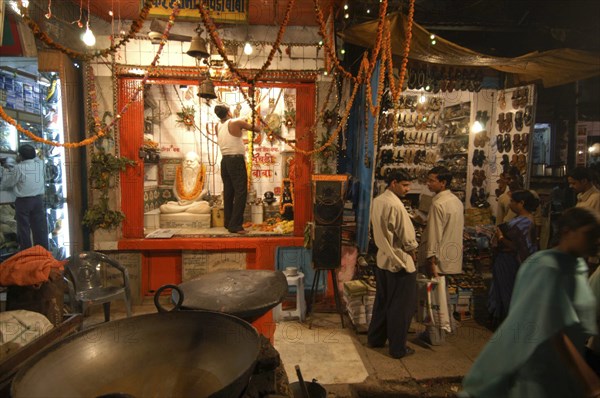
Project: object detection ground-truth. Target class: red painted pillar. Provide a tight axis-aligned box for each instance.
[119,78,145,238]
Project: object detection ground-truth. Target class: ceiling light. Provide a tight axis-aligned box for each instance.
[344,4,348,10]
[344,13,349,19]
[340,49,346,55]
[430,34,435,40]
[82,27,96,46]
[419,95,427,104]
[243,42,253,55]
[431,39,437,45]
[366,9,371,14]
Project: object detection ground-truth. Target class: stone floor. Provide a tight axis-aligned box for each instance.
[83,299,493,397]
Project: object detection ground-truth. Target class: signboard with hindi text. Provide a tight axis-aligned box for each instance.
[148,0,249,23]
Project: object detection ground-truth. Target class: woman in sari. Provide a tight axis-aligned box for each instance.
[460,207,600,398]
[489,190,539,323]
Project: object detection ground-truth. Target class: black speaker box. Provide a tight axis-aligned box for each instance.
[312,225,341,269]
[314,180,343,225]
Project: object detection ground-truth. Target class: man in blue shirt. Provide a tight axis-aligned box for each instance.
[0,144,48,249]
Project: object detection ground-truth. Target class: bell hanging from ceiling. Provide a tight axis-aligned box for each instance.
[187,28,209,59]
[198,79,217,100]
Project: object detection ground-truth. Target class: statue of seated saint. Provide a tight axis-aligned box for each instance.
[160,152,210,214]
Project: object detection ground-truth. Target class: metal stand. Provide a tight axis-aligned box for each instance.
[308,268,344,328]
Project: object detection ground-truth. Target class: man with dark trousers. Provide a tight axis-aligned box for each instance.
[0,144,48,249]
[214,105,261,234]
[368,169,418,358]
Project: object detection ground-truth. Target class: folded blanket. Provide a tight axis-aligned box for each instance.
[0,246,66,286]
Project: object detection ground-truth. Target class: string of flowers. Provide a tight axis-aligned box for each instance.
[197,0,296,85]
[18,0,157,61]
[0,3,180,148]
[312,0,388,84]
[386,0,415,104]
[365,34,388,117]
[175,163,206,200]
[283,54,369,157]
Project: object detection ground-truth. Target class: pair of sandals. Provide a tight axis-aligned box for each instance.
[472,149,487,167]
[471,170,486,187]
[512,133,529,154]
[496,134,513,153]
[473,131,489,148]
[497,112,514,133]
[509,153,528,173]
[511,88,529,109]
[470,187,490,208]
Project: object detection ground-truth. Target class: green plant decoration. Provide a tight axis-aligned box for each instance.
[82,198,126,231]
[83,117,136,231]
[314,130,339,174]
[284,108,296,128]
[176,105,196,130]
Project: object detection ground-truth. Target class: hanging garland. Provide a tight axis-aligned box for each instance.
[197,0,296,85]
[385,0,415,103]
[175,164,206,201]
[0,2,180,148]
[18,0,157,61]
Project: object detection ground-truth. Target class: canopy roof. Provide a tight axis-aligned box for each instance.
[340,13,600,87]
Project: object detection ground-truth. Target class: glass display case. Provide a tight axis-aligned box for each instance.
[0,65,70,260]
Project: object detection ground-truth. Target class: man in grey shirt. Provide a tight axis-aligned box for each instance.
[0,144,48,249]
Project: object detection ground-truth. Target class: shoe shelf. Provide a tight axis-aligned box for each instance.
[375,91,445,190]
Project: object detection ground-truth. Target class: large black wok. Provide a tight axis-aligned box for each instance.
[173,270,288,323]
[11,311,260,398]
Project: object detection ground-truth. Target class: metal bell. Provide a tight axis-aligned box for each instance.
[187,34,209,59]
[198,79,217,100]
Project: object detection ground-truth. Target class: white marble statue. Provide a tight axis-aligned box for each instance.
[160,152,210,214]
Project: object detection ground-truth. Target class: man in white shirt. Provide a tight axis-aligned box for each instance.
[0,144,48,249]
[568,166,600,214]
[419,166,464,344]
[214,105,261,234]
[369,169,418,359]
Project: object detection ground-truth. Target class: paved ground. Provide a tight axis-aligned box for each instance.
[276,312,493,398]
[83,299,494,397]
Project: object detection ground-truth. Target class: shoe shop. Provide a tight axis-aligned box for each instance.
[1,1,599,397]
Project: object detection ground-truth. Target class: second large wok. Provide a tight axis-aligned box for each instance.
[11,311,260,398]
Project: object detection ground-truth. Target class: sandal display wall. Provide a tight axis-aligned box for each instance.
[375,91,444,196]
[489,84,536,199]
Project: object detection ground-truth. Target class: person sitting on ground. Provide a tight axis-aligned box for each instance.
[160,151,210,214]
[460,207,600,398]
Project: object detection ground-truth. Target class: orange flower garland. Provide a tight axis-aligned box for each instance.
[197,0,296,85]
[0,3,180,148]
[175,164,206,201]
[387,0,415,103]
[19,0,157,61]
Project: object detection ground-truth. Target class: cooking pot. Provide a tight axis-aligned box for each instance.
[11,290,261,398]
[169,270,288,323]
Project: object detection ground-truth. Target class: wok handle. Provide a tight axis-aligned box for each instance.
[154,284,185,313]
[295,365,310,398]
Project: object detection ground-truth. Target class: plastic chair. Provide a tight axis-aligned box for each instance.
[63,251,132,322]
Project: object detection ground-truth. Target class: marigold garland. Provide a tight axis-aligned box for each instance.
[0,3,180,148]
[198,0,296,85]
[387,0,415,103]
[175,164,206,201]
[19,0,157,61]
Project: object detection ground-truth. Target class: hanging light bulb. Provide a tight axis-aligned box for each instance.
[471,121,483,134]
[243,42,253,55]
[419,95,427,104]
[82,25,96,46]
